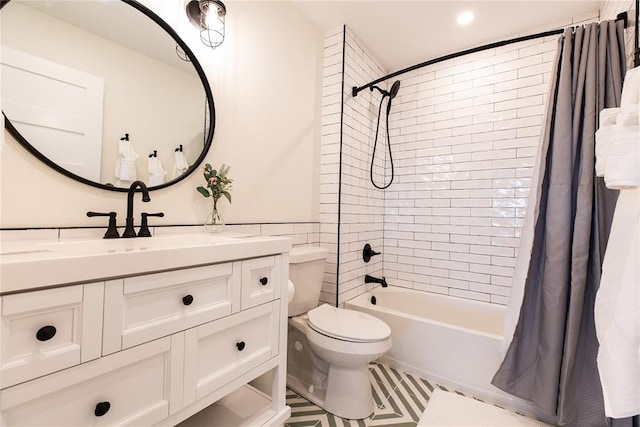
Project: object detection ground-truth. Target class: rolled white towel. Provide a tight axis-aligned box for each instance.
[596,107,621,177]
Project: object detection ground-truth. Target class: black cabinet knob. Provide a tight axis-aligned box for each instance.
[236,341,245,351]
[259,277,268,286]
[94,401,111,417]
[182,295,194,306]
[36,325,57,342]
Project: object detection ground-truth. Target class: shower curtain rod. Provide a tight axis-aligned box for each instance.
[352,11,630,97]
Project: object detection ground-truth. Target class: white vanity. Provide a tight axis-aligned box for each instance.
[0,233,291,426]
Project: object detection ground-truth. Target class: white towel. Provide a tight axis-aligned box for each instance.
[595,188,640,418]
[595,66,640,420]
[595,107,620,177]
[173,151,189,179]
[604,123,640,189]
[147,156,166,186]
[114,139,138,182]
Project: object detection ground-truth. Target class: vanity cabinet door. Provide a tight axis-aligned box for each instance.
[103,262,241,354]
[241,255,282,310]
[183,300,280,405]
[0,336,177,426]
[0,283,103,389]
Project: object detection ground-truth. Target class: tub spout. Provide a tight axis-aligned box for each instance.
[365,274,388,287]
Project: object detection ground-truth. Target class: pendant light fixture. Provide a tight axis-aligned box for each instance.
[185,0,226,49]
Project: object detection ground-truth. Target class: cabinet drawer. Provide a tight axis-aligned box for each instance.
[0,337,176,426]
[0,283,103,389]
[103,262,241,354]
[184,300,280,405]
[241,255,282,310]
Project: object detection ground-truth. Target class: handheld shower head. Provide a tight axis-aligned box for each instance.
[389,80,401,100]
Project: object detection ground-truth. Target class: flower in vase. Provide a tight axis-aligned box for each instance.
[197,163,233,204]
[197,164,232,231]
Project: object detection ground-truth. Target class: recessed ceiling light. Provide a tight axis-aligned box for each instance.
[457,11,475,26]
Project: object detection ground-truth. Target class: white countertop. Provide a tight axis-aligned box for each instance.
[0,233,291,294]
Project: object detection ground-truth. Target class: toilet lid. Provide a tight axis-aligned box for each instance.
[307,304,391,343]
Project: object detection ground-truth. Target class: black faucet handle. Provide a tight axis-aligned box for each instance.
[87,211,120,239]
[138,212,164,237]
[363,243,381,262]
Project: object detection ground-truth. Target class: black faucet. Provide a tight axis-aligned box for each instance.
[365,274,388,288]
[122,181,150,238]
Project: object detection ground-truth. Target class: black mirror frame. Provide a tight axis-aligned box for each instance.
[0,0,216,193]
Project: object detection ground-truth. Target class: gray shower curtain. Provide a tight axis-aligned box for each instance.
[491,21,630,427]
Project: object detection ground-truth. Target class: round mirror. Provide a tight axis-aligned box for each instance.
[0,0,215,192]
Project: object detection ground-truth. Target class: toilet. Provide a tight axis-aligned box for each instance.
[287,246,392,420]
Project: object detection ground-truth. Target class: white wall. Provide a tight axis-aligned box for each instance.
[0,0,323,228]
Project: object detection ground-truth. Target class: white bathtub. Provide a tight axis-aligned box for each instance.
[346,287,547,420]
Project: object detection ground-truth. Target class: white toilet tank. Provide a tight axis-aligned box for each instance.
[288,246,329,317]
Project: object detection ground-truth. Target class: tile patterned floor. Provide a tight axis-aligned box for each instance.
[285,362,461,427]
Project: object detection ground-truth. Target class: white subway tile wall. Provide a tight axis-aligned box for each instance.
[322,4,637,305]
[323,21,629,305]
[320,27,388,305]
[382,35,560,304]
[4,223,320,249]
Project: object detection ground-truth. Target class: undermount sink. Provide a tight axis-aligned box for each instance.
[36,233,238,256]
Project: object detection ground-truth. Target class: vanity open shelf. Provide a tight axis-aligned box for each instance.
[0,233,291,426]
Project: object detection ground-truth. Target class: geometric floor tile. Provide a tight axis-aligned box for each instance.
[285,363,459,427]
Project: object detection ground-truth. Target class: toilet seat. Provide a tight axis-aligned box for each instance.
[307,304,391,343]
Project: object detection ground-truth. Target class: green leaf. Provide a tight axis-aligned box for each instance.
[196,186,211,198]
[205,163,212,170]
[222,191,232,203]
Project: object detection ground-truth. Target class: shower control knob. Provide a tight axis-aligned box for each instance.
[363,244,381,263]
[259,277,268,286]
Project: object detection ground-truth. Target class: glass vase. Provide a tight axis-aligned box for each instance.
[204,198,225,233]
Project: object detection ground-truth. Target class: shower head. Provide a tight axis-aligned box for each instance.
[389,80,401,100]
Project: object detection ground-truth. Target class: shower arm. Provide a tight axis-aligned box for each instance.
[370,85,389,98]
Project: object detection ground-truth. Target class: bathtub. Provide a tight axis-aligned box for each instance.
[346,287,547,420]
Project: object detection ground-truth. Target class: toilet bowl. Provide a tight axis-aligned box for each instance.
[287,246,392,420]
